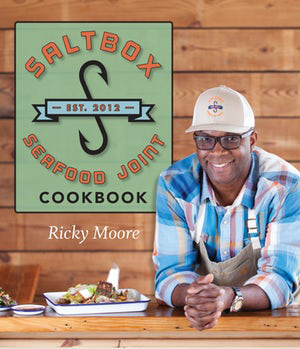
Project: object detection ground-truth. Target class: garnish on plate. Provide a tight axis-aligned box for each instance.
[0,287,17,307]
[57,281,134,305]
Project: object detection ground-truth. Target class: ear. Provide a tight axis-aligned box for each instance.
[250,130,257,151]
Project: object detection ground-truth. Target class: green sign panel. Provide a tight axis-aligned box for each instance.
[15,22,172,212]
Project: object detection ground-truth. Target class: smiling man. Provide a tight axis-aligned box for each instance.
[153,86,300,331]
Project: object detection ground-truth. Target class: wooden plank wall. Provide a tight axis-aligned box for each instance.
[1,0,300,301]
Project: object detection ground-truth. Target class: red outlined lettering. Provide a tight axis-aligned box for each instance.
[137,154,148,165]
[52,161,66,174]
[137,54,161,78]
[62,35,80,54]
[117,165,128,180]
[100,32,119,53]
[121,41,141,61]
[42,42,63,64]
[94,171,105,184]
[143,145,159,159]
[65,167,78,181]
[151,133,165,146]
[31,145,46,159]
[23,134,38,147]
[25,57,45,78]
[128,159,141,173]
[80,170,91,184]
[81,31,96,50]
[40,154,55,169]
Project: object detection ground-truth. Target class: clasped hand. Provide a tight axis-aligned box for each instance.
[184,274,226,331]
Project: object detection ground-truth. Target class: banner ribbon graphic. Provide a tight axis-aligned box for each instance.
[33,99,154,122]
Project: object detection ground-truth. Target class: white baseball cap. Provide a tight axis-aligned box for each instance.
[185,85,255,134]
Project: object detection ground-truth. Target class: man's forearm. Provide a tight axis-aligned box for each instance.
[221,284,270,311]
[172,282,270,310]
[171,283,190,307]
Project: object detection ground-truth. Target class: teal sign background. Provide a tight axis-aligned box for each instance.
[15,22,172,212]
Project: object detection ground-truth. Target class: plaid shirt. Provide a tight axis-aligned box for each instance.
[153,146,300,309]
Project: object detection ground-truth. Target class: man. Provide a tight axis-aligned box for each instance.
[153,85,300,331]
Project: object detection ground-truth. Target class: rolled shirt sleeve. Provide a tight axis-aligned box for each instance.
[153,150,300,309]
[244,181,300,309]
[153,175,199,306]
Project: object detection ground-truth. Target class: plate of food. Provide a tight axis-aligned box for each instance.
[0,288,17,311]
[43,281,150,315]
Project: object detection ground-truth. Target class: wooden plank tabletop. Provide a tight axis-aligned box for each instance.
[0,264,40,304]
[0,299,300,338]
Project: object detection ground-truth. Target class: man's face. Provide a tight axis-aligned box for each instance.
[195,130,257,188]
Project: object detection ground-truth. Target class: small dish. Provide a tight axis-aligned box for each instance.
[12,304,45,316]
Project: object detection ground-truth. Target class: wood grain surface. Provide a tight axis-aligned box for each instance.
[2,0,300,28]
[173,118,300,162]
[0,209,154,251]
[0,251,155,296]
[120,339,300,347]
[3,73,300,119]
[0,264,40,303]
[1,118,300,163]
[0,305,300,334]
[174,29,300,71]
[0,74,14,117]
[3,29,300,72]
[174,73,300,117]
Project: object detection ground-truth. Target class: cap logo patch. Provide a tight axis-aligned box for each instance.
[208,96,223,117]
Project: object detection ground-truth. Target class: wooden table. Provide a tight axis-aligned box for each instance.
[0,300,300,347]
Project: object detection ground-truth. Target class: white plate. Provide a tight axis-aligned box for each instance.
[12,304,45,316]
[43,290,150,315]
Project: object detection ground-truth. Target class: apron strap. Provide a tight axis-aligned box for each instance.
[195,204,261,250]
[247,208,261,250]
[195,201,206,243]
